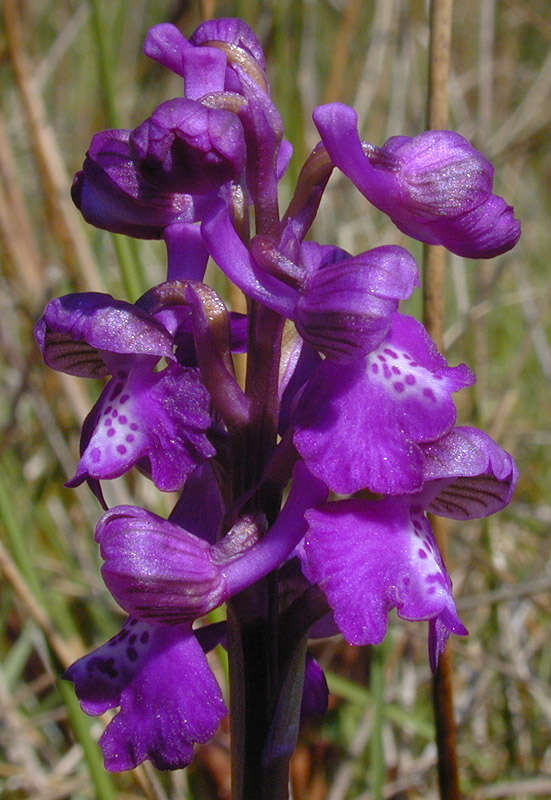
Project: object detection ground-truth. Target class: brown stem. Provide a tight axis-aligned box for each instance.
[424,2,462,799]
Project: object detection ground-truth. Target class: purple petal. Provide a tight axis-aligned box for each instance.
[69,363,215,492]
[303,498,466,647]
[372,130,494,218]
[96,506,225,623]
[143,23,190,77]
[163,222,209,281]
[426,194,521,259]
[130,99,246,194]
[420,426,518,519]
[293,314,474,494]
[72,129,206,238]
[295,245,419,361]
[144,23,228,98]
[314,103,520,259]
[35,293,174,378]
[428,607,468,672]
[279,335,321,435]
[277,139,294,180]
[169,462,225,544]
[65,619,227,771]
[301,654,329,718]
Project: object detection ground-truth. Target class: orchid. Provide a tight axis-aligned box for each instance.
[36,14,520,796]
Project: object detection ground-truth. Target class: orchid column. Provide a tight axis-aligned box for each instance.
[36,15,520,800]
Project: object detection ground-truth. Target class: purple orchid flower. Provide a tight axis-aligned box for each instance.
[65,617,227,771]
[300,425,517,670]
[35,292,215,494]
[64,461,328,772]
[93,461,328,625]
[292,312,475,495]
[314,103,521,259]
[71,128,210,240]
[202,202,420,361]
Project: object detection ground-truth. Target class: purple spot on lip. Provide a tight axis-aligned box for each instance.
[371,363,379,374]
[383,364,391,379]
[427,587,436,594]
[384,348,398,358]
[405,374,416,385]
[130,423,139,431]
[104,418,112,427]
[104,406,112,415]
[393,382,404,392]
[423,388,436,401]
[91,447,101,463]
[392,366,400,375]
[418,549,428,559]
[107,428,116,438]
[377,354,386,362]
[117,445,127,454]
[126,434,135,443]
[112,409,118,418]
[118,415,127,424]
[120,394,129,404]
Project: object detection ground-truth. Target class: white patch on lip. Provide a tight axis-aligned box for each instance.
[80,374,146,479]
[365,342,446,404]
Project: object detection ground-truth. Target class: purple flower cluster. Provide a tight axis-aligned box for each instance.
[36,18,519,775]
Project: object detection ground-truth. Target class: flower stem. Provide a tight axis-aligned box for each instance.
[228,300,288,799]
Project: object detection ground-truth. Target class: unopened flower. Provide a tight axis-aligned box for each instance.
[314,103,521,258]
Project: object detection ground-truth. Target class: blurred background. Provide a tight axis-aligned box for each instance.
[1,1,550,798]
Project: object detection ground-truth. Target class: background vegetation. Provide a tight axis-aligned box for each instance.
[1,1,550,797]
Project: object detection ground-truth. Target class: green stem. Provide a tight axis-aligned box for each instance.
[228,302,288,800]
